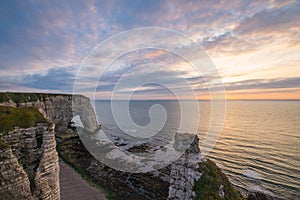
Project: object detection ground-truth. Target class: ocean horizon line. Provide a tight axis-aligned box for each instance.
[95,99,300,101]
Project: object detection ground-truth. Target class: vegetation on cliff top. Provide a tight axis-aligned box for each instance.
[194,159,244,200]
[0,106,47,133]
[0,92,83,103]
[0,92,41,103]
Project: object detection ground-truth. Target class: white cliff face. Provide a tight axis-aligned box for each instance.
[37,95,98,133]
[72,95,99,133]
[0,123,60,200]
[33,124,60,199]
[0,93,100,199]
[168,133,203,200]
[0,147,32,199]
[0,94,99,134]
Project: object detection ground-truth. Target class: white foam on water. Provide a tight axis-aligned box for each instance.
[247,184,274,197]
[243,169,262,180]
[215,161,224,169]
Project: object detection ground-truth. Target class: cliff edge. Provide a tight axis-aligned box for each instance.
[0,106,60,200]
[0,92,99,133]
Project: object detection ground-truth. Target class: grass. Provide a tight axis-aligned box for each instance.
[55,132,79,140]
[0,92,40,103]
[0,92,84,103]
[0,106,48,133]
[193,159,244,200]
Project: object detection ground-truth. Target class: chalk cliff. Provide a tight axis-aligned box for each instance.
[0,92,100,200]
[168,133,202,199]
[0,123,60,200]
[0,93,99,133]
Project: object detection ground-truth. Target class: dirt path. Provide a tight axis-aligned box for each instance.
[59,160,107,200]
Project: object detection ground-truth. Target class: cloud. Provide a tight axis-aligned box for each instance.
[1,0,298,71]
[0,0,299,99]
[201,32,265,55]
[235,2,300,36]
[225,77,300,91]
[0,0,114,73]
[194,1,300,55]
[21,67,76,91]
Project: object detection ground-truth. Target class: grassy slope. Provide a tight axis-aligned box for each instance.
[194,159,244,200]
[0,106,47,133]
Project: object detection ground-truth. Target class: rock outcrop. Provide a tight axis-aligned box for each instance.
[0,93,99,133]
[0,123,60,200]
[0,147,32,199]
[168,133,202,200]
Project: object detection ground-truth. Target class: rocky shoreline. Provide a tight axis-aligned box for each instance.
[0,92,278,199]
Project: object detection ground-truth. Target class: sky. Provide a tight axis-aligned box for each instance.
[0,0,299,100]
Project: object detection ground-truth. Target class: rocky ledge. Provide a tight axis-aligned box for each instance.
[57,129,244,200]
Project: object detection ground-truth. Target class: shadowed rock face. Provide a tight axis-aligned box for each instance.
[0,123,60,200]
[0,148,32,199]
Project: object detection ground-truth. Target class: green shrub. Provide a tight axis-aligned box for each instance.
[194,159,244,200]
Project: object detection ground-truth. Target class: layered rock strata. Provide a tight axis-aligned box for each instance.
[0,123,60,200]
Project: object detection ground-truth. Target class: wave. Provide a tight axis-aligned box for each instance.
[243,169,262,180]
[247,185,275,197]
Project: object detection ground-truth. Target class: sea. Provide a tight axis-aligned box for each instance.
[95,100,300,199]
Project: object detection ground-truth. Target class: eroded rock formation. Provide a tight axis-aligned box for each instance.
[0,123,60,200]
[0,93,99,133]
[168,133,202,199]
[0,147,32,199]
